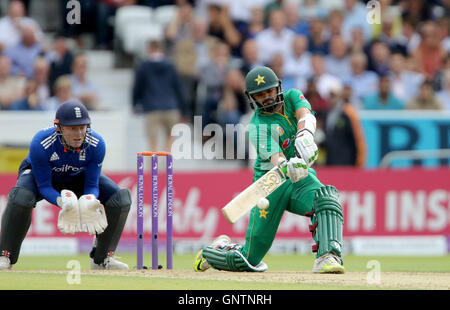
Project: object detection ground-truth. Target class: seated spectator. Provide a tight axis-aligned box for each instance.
[0,0,43,52]
[324,34,351,81]
[197,41,233,129]
[310,53,342,100]
[367,41,391,76]
[48,35,74,94]
[406,80,443,110]
[341,0,372,44]
[254,9,296,64]
[371,5,404,53]
[238,38,263,77]
[327,9,344,37]
[9,79,42,110]
[362,75,405,110]
[33,57,51,109]
[304,77,329,113]
[284,35,313,91]
[412,20,447,79]
[270,53,296,91]
[388,52,425,102]
[217,68,247,128]
[246,6,265,38]
[70,53,100,110]
[344,52,379,101]
[206,3,242,57]
[299,0,328,21]
[394,13,421,55]
[282,0,309,36]
[0,55,25,110]
[307,17,329,54]
[436,70,450,110]
[4,24,43,78]
[43,75,75,111]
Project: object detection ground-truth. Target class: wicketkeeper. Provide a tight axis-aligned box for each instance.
[0,100,131,270]
[194,66,344,273]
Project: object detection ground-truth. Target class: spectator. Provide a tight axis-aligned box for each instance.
[284,35,313,91]
[367,41,391,76]
[327,9,344,37]
[9,79,42,110]
[132,40,186,152]
[4,23,43,78]
[322,82,366,167]
[33,57,51,109]
[269,53,296,91]
[217,68,247,128]
[299,0,328,21]
[197,40,232,129]
[165,1,194,46]
[348,26,365,53]
[437,70,450,110]
[0,0,43,52]
[171,17,218,120]
[307,17,329,54]
[282,0,309,36]
[388,52,425,102]
[371,0,403,51]
[324,34,351,81]
[0,55,25,110]
[246,5,265,38]
[206,3,242,57]
[47,35,74,94]
[238,38,263,77]
[254,9,296,64]
[43,75,75,111]
[310,53,342,100]
[412,20,447,79]
[362,75,405,110]
[432,54,450,92]
[406,80,443,110]
[341,0,372,44]
[394,13,421,55]
[304,77,329,113]
[344,52,379,101]
[70,53,100,110]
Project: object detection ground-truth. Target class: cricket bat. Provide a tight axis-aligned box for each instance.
[222,165,288,224]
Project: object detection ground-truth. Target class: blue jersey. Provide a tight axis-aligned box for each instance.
[25,126,106,205]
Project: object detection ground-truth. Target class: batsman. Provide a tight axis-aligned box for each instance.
[194,66,344,273]
[0,100,131,270]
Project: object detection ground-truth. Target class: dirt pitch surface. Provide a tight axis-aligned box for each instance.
[11,269,450,290]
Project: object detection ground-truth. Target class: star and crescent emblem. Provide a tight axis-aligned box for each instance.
[254,74,265,86]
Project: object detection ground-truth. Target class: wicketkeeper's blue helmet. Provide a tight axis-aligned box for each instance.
[54,100,91,127]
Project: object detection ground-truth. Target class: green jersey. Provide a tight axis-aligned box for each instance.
[248,88,312,179]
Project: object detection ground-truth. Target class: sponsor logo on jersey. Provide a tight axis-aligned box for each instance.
[282,138,291,150]
[52,164,84,173]
[50,152,60,161]
[276,126,284,136]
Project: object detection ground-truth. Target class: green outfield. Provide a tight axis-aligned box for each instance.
[1,254,449,290]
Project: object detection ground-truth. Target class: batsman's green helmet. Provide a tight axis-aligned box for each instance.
[245,66,284,112]
[245,66,280,94]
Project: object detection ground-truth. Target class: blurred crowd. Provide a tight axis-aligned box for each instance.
[0,0,449,166]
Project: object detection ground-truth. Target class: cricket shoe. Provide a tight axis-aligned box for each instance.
[91,253,129,270]
[312,252,345,274]
[193,235,231,272]
[0,256,11,270]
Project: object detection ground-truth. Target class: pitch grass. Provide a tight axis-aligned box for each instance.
[1,254,449,290]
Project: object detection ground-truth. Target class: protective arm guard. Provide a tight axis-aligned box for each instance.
[202,244,268,272]
[310,186,344,261]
